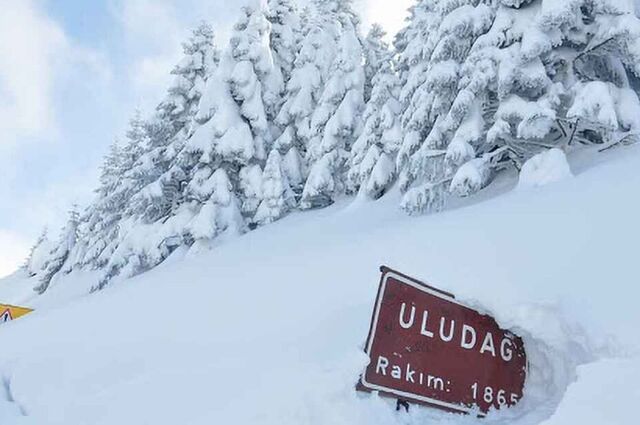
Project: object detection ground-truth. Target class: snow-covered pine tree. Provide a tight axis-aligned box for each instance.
[253,0,303,221]
[362,24,389,103]
[395,1,442,111]
[398,0,493,214]
[88,24,222,290]
[186,168,245,253]
[267,0,301,88]
[393,4,418,84]
[84,4,383,285]
[300,0,365,209]
[254,149,296,225]
[23,228,51,277]
[176,92,247,251]
[158,22,218,131]
[399,0,640,215]
[348,56,402,199]
[116,110,153,213]
[86,114,163,291]
[131,22,219,224]
[175,7,285,249]
[35,207,80,294]
[228,5,287,219]
[79,140,125,269]
[176,75,251,249]
[275,2,340,197]
[77,114,149,271]
[561,0,640,147]
[478,0,640,169]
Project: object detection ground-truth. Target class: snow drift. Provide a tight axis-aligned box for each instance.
[0,145,638,424]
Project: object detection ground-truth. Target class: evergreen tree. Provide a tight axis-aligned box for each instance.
[23,228,50,277]
[178,73,252,247]
[227,5,286,218]
[158,22,218,130]
[275,2,342,197]
[120,110,153,207]
[362,24,389,103]
[132,22,219,224]
[267,0,301,87]
[35,207,80,294]
[395,1,441,108]
[177,6,283,246]
[86,139,125,263]
[254,150,296,225]
[348,59,402,199]
[398,0,493,214]
[24,0,640,295]
[260,0,304,207]
[89,24,221,290]
[230,5,283,131]
[398,0,640,215]
[274,9,322,195]
[187,168,244,252]
[300,1,365,209]
[78,113,150,270]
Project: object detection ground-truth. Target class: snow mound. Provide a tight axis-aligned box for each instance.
[519,149,573,189]
[0,146,639,425]
[539,359,640,425]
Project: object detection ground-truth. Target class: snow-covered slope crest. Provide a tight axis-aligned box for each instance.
[0,145,639,424]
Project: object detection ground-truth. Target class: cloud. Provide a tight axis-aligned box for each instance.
[111,0,189,108]
[0,0,113,277]
[0,230,30,279]
[112,0,285,109]
[118,0,184,48]
[0,0,112,150]
[0,0,66,147]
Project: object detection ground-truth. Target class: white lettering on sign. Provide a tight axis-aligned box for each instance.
[420,310,434,338]
[397,303,515,362]
[399,303,415,329]
[471,382,520,406]
[439,317,455,342]
[376,356,449,392]
[480,332,496,357]
[501,338,514,361]
[461,324,477,350]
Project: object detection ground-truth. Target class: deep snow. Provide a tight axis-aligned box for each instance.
[0,145,639,424]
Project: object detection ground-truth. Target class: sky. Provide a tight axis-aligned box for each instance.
[0,0,414,278]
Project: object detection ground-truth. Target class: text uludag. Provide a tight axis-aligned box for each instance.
[359,268,527,414]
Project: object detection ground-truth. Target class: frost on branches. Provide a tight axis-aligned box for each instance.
[276,1,343,198]
[27,0,640,293]
[348,31,402,200]
[301,0,365,209]
[23,228,52,278]
[34,208,80,294]
[267,0,301,86]
[255,150,296,225]
[133,22,219,224]
[399,0,640,215]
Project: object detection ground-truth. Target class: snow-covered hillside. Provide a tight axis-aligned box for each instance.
[24,0,640,296]
[1,144,638,424]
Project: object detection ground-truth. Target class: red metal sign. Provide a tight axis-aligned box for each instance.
[358,267,527,414]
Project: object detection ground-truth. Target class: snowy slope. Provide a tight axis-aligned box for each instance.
[0,145,639,424]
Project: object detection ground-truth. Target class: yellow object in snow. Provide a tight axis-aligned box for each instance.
[0,304,34,324]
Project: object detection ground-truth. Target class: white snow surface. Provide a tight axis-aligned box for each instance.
[0,146,639,424]
[519,149,573,189]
